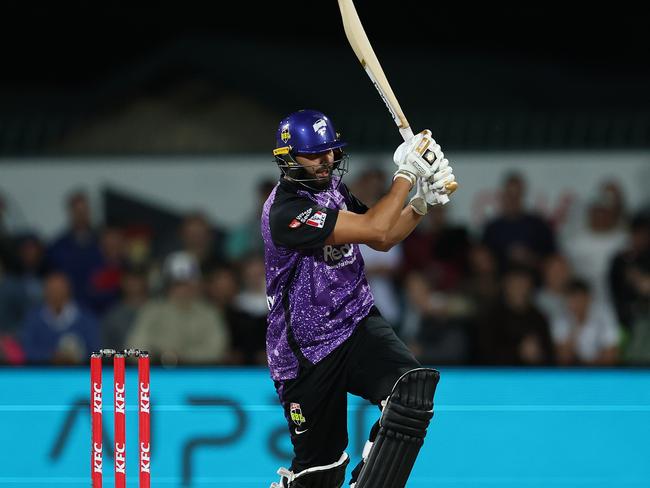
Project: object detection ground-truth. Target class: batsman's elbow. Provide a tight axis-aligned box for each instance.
[367,239,395,252]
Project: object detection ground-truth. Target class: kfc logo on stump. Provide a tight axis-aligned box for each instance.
[114,383,125,414]
[115,443,126,474]
[140,382,150,414]
[92,382,102,413]
[93,442,102,474]
[140,442,151,473]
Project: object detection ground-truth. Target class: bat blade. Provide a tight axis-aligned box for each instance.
[338,0,411,138]
[338,0,458,197]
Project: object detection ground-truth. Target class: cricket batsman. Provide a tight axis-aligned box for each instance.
[263,109,456,487]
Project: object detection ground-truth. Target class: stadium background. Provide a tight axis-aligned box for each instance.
[0,3,649,486]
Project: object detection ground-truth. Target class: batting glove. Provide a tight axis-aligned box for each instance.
[392,129,443,186]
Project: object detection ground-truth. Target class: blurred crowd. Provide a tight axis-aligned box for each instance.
[0,170,648,367]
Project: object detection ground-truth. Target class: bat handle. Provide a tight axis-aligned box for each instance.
[438,181,459,205]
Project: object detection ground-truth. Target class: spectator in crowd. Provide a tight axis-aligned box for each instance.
[600,181,627,229]
[609,212,650,330]
[350,168,404,326]
[360,244,403,326]
[402,271,472,364]
[126,251,229,364]
[86,227,126,315]
[102,263,150,350]
[463,245,501,363]
[21,272,99,364]
[464,244,500,313]
[226,179,276,261]
[349,167,387,206]
[205,265,241,362]
[563,187,627,304]
[0,192,17,272]
[230,255,268,365]
[178,211,226,274]
[13,233,49,308]
[482,172,556,272]
[478,266,555,365]
[0,334,24,365]
[535,254,572,325]
[0,257,28,336]
[403,204,470,290]
[609,212,650,363]
[46,190,102,309]
[551,279,620,366]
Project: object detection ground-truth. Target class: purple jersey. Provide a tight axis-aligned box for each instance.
[261,178,375,381]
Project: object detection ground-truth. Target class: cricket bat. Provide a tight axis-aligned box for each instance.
[338,0,458,200]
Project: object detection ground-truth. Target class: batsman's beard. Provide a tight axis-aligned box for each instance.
[291,162,333,190]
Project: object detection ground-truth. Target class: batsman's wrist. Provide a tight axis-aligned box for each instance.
[393,170,416,189]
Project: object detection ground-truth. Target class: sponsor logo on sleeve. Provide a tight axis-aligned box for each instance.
[306,211,327,228]
[288,208,314,229]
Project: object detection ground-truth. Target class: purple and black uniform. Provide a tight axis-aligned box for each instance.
[262,177,374,381]
[264,109,425,484]
[262,176,419,474]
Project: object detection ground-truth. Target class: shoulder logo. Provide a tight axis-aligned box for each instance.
[289,208,313,229]
[306,211,327,228]
[296,208,312,222]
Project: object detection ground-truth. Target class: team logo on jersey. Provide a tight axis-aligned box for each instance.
[306,211,327,228]
[290,403,306,426]
[281,126,291,143]
[312,119,327,136]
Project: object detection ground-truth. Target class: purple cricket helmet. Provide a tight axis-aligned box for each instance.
[275,109,347,154]
[273,109,349,191]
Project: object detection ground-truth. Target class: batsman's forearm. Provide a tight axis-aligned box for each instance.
[370,206,423,251]
[388,206,423,243]
[364,178,411,237]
